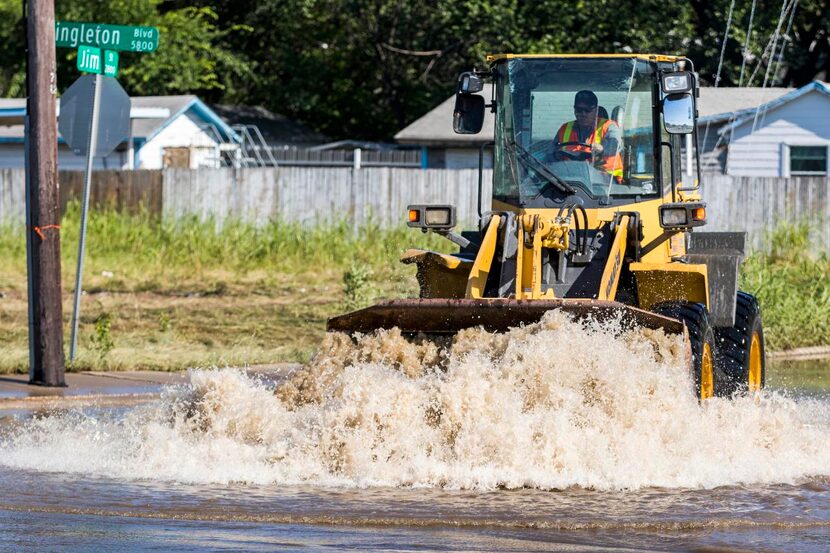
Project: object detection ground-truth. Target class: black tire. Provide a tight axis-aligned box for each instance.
[715,291,765,396]
[653,302,721,400]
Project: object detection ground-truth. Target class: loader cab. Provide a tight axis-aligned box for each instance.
[455,55,698,210]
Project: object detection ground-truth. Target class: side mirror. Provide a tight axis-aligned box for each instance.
[663,93,694,134]
[453,71,486,135]
[453,94,485,134]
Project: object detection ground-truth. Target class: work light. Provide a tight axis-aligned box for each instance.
[661,72,693,94]
[659,202,706,229]
[407,205,456,230]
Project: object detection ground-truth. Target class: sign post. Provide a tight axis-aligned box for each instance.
[59,75,131,362]
[56,20,157,362]
[70,74,100,363]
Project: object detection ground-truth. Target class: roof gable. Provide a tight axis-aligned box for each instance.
[727,81,830,131]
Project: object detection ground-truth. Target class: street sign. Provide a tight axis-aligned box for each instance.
[77,45,102,74]
[103,50,119,77]
[59,75,131,157]
[55,21,159,52]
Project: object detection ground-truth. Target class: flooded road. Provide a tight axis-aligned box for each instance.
[1,315,829,551]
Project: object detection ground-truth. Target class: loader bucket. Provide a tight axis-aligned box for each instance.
[327,298,686,336]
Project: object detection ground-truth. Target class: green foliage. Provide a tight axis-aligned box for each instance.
[739,221,830,351]
[0,0,250,98]
[91,312,115,360]
[342,262,375,310]
[158,311,173,332]
[3,0,828,138]
[0,202,449,289]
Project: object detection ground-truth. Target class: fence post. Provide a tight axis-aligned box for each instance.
[352,148,361,171]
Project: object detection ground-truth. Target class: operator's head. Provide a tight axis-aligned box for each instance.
[574,90,599,127]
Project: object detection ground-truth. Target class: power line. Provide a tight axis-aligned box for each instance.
[757,0,799,129]
[701,0,737,159]
[712,0,760,175]
[737,0,757,87]
[751,0,795,133]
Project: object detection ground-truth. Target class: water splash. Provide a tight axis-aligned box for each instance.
[1,310,829,490]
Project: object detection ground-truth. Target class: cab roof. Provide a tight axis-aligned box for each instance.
[486,53,683,63]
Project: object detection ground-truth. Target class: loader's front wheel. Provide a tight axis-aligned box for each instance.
[654,302,719,400]
[715,292,765,396]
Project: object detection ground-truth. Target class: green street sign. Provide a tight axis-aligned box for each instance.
[56,21,159,53]
[77,45,102,74]
[103,50,119,77]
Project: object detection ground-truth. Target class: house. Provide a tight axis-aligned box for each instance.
[394,88,495,169]
[713,81,830,177]
[0,95,241,170]
[395,84,830,178]
[687,86,792,174]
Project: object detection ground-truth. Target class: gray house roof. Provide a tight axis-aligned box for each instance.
[696,87,792,122]
[395,86,794,145]
[725,81,830,131]
[395,89,495,145]
[0,95,238,143]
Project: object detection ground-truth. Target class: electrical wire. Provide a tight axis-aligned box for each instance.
[757,0,799,129]
[701,0,737,158]
[751,0,796,133]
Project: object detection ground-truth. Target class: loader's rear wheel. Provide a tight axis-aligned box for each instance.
[653,302,719,400]
[715,292,765,396]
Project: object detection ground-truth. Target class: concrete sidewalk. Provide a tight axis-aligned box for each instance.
[0,371,187,399]
[0,365,299,413]
[0,371,188,413]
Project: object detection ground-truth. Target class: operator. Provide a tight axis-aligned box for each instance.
[553,90,624,180]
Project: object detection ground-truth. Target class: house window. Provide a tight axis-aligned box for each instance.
[790,146,828,175]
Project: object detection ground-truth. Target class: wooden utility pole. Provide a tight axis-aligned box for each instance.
[25,0,65,386]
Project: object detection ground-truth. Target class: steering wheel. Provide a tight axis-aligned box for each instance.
[554,141,593,161]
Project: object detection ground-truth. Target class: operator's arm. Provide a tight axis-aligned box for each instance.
[600,121,622,158]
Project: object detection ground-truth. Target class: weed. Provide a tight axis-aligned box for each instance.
[158,312,173,332]
[343,263,375,310]
[739,221,830,350]
[91,312,115,361]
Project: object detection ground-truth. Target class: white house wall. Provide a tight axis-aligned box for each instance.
[727,90,830,176]
[0,144,123,170]
[138,110,220,169]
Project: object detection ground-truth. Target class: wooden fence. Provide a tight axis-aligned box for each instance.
[164,167,490,228]
[701,175,830,250]
[1,168,828,249]
[0,169,162,223]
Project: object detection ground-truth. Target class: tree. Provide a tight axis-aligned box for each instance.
[0,0,249,98]
[3,0,827,140]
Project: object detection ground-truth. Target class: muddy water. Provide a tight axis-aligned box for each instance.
[1,311,829,552]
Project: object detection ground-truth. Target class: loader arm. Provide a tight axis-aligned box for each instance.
[597,215,630,301]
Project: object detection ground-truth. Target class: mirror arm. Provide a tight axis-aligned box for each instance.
[677,70,703,193]
[661,141,678,202]
[478,142,494,218]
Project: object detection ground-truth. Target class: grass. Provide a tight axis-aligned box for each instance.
[0,207,827,372]
[739,221,830,351]
[0,204,447,373]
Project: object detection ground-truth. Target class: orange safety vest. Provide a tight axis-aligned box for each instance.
[556,118,624,178]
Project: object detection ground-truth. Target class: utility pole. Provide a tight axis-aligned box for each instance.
[25,0,65,386]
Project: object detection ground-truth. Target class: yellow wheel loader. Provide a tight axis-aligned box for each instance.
[328,54,766,399]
